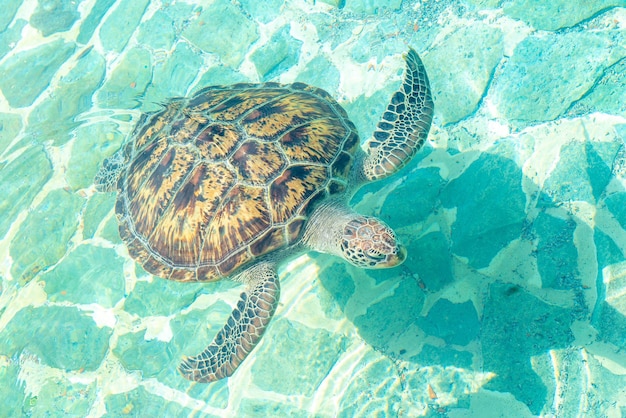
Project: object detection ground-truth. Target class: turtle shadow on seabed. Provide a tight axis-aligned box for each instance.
[306,123,626,416]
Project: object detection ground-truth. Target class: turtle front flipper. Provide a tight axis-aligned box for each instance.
[179,263,280,383]
[362,48,434,181]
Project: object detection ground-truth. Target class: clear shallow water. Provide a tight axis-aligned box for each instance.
[1,0,626,416]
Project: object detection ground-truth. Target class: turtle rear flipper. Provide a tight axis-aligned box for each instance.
[179,263,280,382]
[362,48,434,181]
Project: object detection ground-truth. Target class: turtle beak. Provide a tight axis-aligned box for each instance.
[387,243,407,266]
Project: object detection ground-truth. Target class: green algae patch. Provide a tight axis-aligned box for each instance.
[141,41,203,107]
[67,121,125,191]
[0,39,75,108]
[251,25,302,81]
[168,299,231,365]
[0,146,53,239]
[0,305,112,372]
[113,330,172,380]
[540,141,594,205]
[240,0,284,24]
[30,0,83,37]
[77,0,116,44]
[194,66,250,92]
[410,344,473,368]
[492,30,626,123]
[381,166,445,228]
[595,300,626,350]
[0,0,21,32]
[239,399,310,417]
[101,215,122,243]
[25,377,96,417]
[586,141,618,201]
[124,278,205,317]
[27,47,106,146]
[343,0,402,14]
[605,192,626,231]
[503,0,625,31]
[417,300,480,346]
[0,112,22,155]
[296,55,340,95]
[424,23,504,125]
[317,0,345,7]
[350,24,405,64]
[481,282,574,415]
[115,297,230,388]
[407,230,454,292]
[135,2,195,50]
[97,47,152,109]
[463,0,500,8]
[441,154,526,269]
[338,352,400,416]
[573,58,626,117]
[317,260,356,312]
[136,11,179,51]
[182,0,259,68]
[10,189,84,285]
[105,386,202,417]
[0,357,22,416]
[42,244,125,307]
[533,212,579,290]
[251,318,349,396]
[0,19,27,60]
[98,0,149,53]
[353,277,424,357]
[83,192,115,239]
[310,13,355,50]
[343,87,393,147]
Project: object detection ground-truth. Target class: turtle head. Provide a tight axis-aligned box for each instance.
[340,216,406,269]
[94,149,126,193]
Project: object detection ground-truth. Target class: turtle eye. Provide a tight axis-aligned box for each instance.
[366,248,384,260]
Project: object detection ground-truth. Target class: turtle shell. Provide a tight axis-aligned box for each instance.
[115,82,360,282]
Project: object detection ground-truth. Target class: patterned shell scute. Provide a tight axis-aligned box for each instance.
[117,82,359,282]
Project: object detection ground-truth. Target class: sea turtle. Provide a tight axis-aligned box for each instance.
[94,48,433,383]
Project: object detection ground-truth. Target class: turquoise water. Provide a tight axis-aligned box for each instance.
[1,0,626,416]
